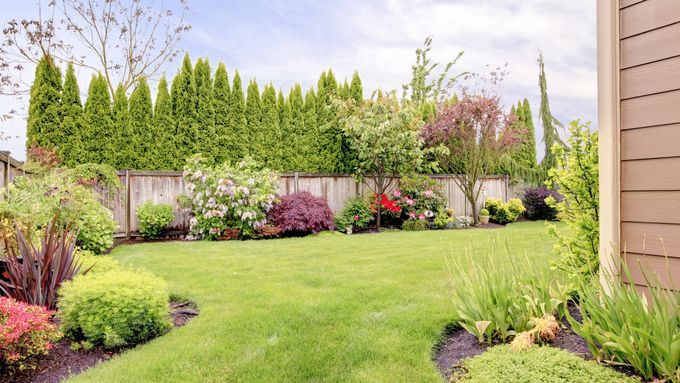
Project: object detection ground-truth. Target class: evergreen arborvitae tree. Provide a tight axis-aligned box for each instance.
[213,63,231,165]
[129,78,153,169]
[259,84,281,168]
[83,74,113,164]
[349,71,363,104]
[316,69,342,172]
[27,56,62,151]
[153,76,176,170]
[287,84,305,171]
[244,79,262,158]
[112,84,132,168]
[303,88,319,172]
[226,70,247,161]
[277,90,286,127]
[174,53,199,168]
[279,91,295,171]
[537,52,565,175]
[60,63,84,166]
[517,98,538,169]
[194,58,216,162]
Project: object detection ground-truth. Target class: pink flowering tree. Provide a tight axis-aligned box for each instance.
[422,94,520,224]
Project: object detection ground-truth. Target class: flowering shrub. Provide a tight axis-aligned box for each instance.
[182,155,279,240]
[335,197,374,232]
[267,192,334,235]
[522,187,563,221]
[390,175,446,225]
[0,297,61,372]
[372,193,402,215]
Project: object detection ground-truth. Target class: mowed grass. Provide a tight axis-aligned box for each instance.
[69,221,557,383]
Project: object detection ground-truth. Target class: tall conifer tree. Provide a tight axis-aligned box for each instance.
[194,58,216,162]
[349,71,363,104]
[83,74,113,164]
[316,69,342,172]
[244,80,261,158]
[27,56,62,151]
[174,53,199,167]
[287,84,305,170]
[303,88,319,172]
[213,63,230,164]
[129,78,153,169]
[153,76,175,170]
[226,70,247,161]
[259,84,281,168]
[112,84,132,168]
[537,52,565,175]
[60,63,83,166]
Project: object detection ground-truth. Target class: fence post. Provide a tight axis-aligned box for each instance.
[125,170,131,240]
[4,152,11,188]
[294,171,299,193]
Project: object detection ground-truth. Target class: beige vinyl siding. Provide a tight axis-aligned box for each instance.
[619,0,680,290]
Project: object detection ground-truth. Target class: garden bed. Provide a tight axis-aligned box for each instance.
[7,300,198,383]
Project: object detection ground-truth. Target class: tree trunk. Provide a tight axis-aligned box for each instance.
[471,198,479,225]
[376,202,382,230]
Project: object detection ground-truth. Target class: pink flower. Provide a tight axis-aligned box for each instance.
[418,213,426,220]
[408,211,416,218]
[406,198,414,206]
[423,189,434,198]
[393,189,401,198]
[354,215,360,221]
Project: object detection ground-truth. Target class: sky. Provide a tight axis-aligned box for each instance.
[0,0,597,161]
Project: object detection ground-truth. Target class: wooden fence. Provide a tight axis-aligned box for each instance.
[0,151,26,190]
[107,171,513,238]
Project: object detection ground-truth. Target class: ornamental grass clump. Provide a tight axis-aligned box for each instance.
[448,239,567,344]
[182,155,279,240]
[0,297,61,373]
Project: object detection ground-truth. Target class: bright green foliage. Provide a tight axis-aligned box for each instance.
[334,196,373,231]
[111,84,132,169]
[503,99,539,179]
[153,76,176,170]
[129,78,154,170]
[194,58,216,162]
[173,54,199,167]
[27,56,62,150]
[244,80,261,158]
[226,71,247,161]
[83,74,113,164]
[452,345,640,383]
[546,120,599,292]
[60,63,84,167]
[136,202,175,239]
[278,92,294,170]
[401,219,429,231]
[287,84,306,171]
[78,250,121,275]
[337,95,432,228]
[303,89,319,171]
[316,70,343,172]
[349,71,363,104]
[484,198,525,225]
[259,84,281,168]
[448,243,566,344]
[212,63,231,165]
[537,52,566,176]
[58,269,171,349]
[570,270,679,382]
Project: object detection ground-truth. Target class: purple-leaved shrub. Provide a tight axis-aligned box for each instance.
[267,192,334,235]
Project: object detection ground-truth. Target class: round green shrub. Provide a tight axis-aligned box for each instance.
[402,219,429,231]
[479,208,489,216]
[77,249,121,275]
[452,345,640,383]
[335,197,374,231]
[58,269,171,349]
[136,202,175,239]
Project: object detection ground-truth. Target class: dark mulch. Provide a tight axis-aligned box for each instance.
[6,300,198,383]
[434,305,594,381]
[475,222,505,229]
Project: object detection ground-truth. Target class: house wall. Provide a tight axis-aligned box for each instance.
[600,0,680,292]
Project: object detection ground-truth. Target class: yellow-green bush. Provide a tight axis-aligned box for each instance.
[485,198,525,225]
[58,269,171,349]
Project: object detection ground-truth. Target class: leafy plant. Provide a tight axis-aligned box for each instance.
[267,192,335,235]
[58,268,171,349]
[136,202,175,239]
[393,174,446,223]
[0,216,86,309]
[479,208,489,217]
[433,208,456,229]
[401,219,429,231]
[0,297,61,373]
[484,198,525,225]
[448,242,566,344]
[546,120,599,291]
[451,345,640,383]
[335,197,374,232]
[522,186,562,221]
[182,155,279,240]
[569,265,679,382]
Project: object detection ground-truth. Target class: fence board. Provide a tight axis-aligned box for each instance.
[105,171,509,237]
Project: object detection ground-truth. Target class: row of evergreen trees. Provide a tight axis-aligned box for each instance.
[27,54,364,171]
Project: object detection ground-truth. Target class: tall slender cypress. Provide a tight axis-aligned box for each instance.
[538,52,565,174]
[60,63,83,166]
[112,84,132,168]
[244,80,261,158]
[213,63,230,164]
[129,78,153,169]
[259,84,281,168]
[153,76,176,170]
[316,69,342,172]
[195,58,216,162]
[174,53,199,167]
[303,88,319,172]
[287,84,305,170]
[83,74,113,164]
[349,71,363,104]
[27,56,62,151]
[226,70,247,161]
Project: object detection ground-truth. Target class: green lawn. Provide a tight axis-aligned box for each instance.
[69,221,556,383]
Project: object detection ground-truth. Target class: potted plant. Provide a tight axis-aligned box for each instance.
[479,208,490,224]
